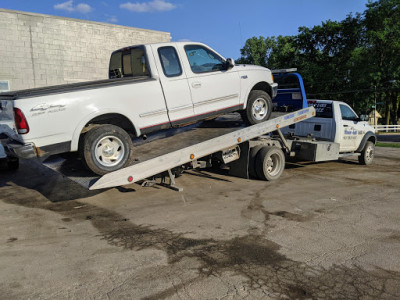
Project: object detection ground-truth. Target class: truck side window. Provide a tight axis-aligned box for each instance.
[109,52,122,78]
[158,46,182,77]
[184,45,224,73]
[122,52,133,76]
[108,47,149,79]
[130,48,149,77]
[340,104,358,121]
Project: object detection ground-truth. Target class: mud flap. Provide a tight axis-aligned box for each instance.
[228,141,250,179]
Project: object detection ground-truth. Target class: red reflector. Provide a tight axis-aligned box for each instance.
[14,108,30,134]
[128,176,133,182]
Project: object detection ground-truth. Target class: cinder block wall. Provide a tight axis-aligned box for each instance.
[0,9,171,91]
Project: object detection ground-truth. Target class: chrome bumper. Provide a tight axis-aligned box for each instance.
[8,142,37,159]
[0,140,37,159]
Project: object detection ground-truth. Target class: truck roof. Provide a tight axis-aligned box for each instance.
[111,41,227,58]
[308,99,345,105]
[112,41,205,51]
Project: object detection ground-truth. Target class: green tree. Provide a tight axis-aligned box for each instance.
[236,36,269,66]
[364,0,400,124]
[236,0,400,123]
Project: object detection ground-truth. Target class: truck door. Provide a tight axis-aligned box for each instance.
[152,45,195,124]
[180,44,241,117]
[337,103,363,152]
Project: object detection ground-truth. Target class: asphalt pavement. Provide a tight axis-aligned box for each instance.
[0,147,399,299]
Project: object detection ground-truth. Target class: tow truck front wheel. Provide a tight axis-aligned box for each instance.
[255,146,285,181]
[81,125,134,175]
[358,141,375,165]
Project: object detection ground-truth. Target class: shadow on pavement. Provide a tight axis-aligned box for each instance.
[0,158,104,202]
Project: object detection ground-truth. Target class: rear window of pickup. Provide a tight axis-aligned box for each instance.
[109,46,150,79]
[308,101,333,118]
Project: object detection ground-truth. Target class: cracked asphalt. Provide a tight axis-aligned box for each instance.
[0,147,399,299]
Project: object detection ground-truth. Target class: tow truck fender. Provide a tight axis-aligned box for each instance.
[356,131,376,152]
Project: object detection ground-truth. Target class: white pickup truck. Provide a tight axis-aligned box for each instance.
[0,42,277,175]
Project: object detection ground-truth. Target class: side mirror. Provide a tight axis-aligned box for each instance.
[225,58,235,70]
[359,114,369,122]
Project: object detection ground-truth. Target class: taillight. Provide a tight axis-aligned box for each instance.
[14,108,30,134]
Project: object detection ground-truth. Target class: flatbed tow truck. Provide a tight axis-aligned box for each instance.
[2,70,375,192]
[38,106,313,191]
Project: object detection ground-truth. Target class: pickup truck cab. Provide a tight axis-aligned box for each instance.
[0,42,277,175]
[283,100,376,165]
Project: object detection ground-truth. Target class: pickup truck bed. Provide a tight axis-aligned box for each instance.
[0,77,151,100]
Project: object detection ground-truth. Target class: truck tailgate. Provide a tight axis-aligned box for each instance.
[0,100,21,142]
[0,100,14,124]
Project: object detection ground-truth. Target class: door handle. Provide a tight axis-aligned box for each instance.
[192,82,202,88]
[343,125,348,127]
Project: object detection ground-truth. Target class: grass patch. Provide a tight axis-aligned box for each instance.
[376,142,400,148]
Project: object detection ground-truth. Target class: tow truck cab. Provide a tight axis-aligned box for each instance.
[272,69,375,154]
[283,99,375,153]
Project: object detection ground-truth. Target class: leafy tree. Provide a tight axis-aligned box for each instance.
[364,0,400,124]
[237,0,400,123]
[236,36,269,66]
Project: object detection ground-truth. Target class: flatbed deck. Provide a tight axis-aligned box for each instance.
[42,113,248,189]
[42,109,309,191]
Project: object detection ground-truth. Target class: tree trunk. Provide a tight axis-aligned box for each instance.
[385,99,391,125]
[395,92,400,125]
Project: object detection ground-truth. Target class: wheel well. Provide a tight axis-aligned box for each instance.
[368,135,376,144]
[251,82,272,97]
[80,113,137,137]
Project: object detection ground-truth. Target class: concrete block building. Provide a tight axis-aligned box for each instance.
[0,9,171,92]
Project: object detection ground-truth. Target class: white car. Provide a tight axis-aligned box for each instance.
[0,42,277,175]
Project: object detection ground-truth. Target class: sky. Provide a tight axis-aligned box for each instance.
[0,0,370,59]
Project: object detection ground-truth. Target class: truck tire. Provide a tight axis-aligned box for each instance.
[242,90,272,125]
[81,125,134,175]
[248,145,263,178]
[7,157,19,170]
[358,141,374,165]
[255,146,285,181]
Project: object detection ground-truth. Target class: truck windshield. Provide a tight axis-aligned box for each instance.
[109,47,150,79]
[184,45,224,73]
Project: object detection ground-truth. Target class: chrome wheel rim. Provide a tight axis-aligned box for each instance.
[366,145,374,161]
[265,153,280,176]
[94,136,125,167]
[252,98,268,120]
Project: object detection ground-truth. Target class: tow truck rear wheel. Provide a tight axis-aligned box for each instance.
[358,141,375,165]
[255,146,285,181]
[80,124,134,175]
[248,145,263,178]
[242,90,272,125]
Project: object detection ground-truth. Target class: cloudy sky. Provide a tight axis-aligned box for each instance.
[1,0,370,59]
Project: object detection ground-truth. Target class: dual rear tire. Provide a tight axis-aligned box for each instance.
[0,157,19,171]
[249,146,285,181]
